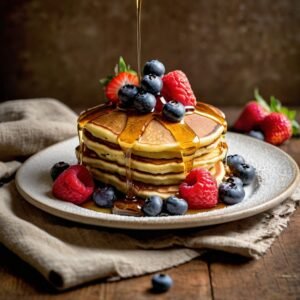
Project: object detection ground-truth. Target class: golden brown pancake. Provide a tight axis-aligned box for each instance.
[77,102,227,199]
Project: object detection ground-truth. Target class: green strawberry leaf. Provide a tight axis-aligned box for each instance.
[127,69,138,76]
[118,56,127,73]
[287,110,296,121]
[254,88,270,111]
[99,57,137,88]
[99,75,114,87]
[292,120,300,136]
[270,96,282,112]
[115,57,137,75]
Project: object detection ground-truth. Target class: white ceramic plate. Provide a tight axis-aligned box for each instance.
[16,133,299,230]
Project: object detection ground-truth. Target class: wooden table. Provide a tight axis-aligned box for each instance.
[1,107,299,300]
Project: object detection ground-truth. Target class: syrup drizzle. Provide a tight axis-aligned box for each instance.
[136,0,143,80]
[158,119,199,174]
[118,113,154,198]
[77,0,228,215]
[77,103,227,215]
[195,102,227,129]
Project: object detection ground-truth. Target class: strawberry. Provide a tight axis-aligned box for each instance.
[233,89,300,140]
[161,70,197,107]
[233,101,268,132]
[99,57,139,103]
[105,72,139,103]
[52,165,95,205]
[260,112,292,145]
[179,168,218,209]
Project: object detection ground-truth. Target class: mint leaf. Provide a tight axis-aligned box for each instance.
[254,88,270,111]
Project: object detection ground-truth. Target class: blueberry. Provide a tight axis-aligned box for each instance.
[164,196,188,215]
[226,154,245,169]
[248,130,264,141]
[118,84,139,107]
[151,274,173,293]
[225,176,243,187]
[93,186,116,208]
[142,195,163,216]
[133,90,156,113]
[162,101,186,122]
[141,74,163,95]
[219,182,245,205]
[232,163,256,185]
[143,60,165,77]
[50,161,70,181]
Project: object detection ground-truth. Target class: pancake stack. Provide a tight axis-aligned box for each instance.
[76,102,227,199]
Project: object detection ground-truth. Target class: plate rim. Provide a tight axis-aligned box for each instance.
[15,134,300,230]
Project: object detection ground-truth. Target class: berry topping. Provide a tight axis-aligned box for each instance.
[179,168,218,209]
[142,195,163,216]
[93,186,117,208]
[118,84,139,107]
[161,70,196,107]
[50,161,70,181]
[141,74,163,95]
[164,196,188,215]
[219,182,245,205]
[143,60,165,77]
[233,101,268,132]
[225,176,244,187]
[151,274,173,293]
[232,163,256,185]
[133,90,157,113]
[260,112,292,145]
[226,154,245,170]
[105,72,139,103]
[162,101,186,122]
[248,130,265,141]
[52,165,95,205]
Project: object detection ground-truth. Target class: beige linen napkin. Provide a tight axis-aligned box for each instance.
[0,99,77,161]
[0,99,299,290]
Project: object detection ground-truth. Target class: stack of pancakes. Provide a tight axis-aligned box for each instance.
[76,102,227,199]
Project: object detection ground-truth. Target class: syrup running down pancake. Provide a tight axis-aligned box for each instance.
[76,101,227,199]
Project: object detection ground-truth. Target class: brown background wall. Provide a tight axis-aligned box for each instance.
[0,0,299,109]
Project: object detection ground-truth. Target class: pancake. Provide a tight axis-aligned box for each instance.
[77,101,228,199]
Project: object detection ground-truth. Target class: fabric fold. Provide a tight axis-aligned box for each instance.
[0,180,299,289]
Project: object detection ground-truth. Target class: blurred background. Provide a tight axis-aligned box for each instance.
[0,0,299,109]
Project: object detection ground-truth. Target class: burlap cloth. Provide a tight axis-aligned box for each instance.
[0,99,299,290]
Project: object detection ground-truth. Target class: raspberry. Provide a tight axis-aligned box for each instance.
[161,70,197,107]
[52,165,95,205]
[179,168,218,209]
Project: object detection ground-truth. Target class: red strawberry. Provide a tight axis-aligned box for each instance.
[52,165,95,205]
[233,101,268,132]
[260,112,292,145]
[161,70,197,107]
[105,72,139,103]
[179,168,218,209]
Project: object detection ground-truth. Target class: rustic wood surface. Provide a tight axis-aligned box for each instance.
[0,107,299,300]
